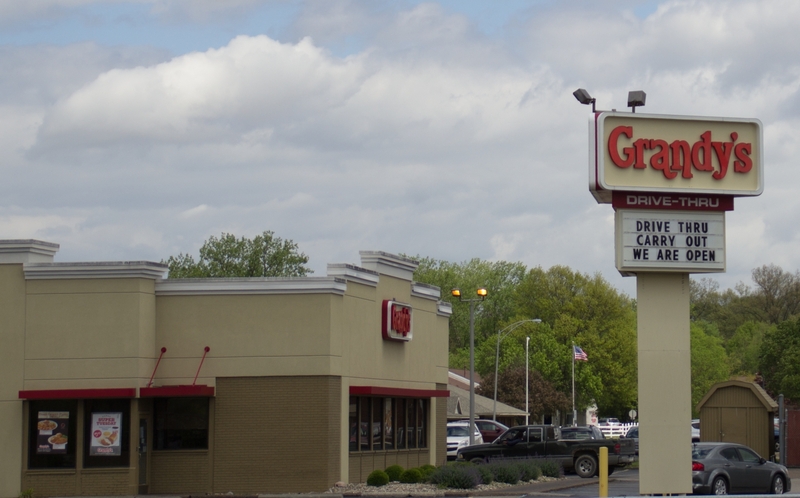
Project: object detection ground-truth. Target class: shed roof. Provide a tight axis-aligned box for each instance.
[447,385,527,419]
[696,379,778,412]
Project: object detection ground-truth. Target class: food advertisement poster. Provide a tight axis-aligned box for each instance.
[90,412,122,456]
[36,411,69,454]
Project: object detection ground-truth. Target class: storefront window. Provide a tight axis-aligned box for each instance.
[153,397,209,450]
[371,397,383,450]
[396,399,405,449]
[83,399,131,468]
[28,400,78,469]
[349,396,427,452]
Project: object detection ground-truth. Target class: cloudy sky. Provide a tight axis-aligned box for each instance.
[3,0,799,297]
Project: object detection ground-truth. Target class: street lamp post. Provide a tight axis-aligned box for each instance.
[451,287,488,446]
[492,319,541,421]
[525,336,530,425]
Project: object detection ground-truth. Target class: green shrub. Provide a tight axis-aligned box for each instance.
[538,459,562,478]
[367,470,390,487]
[516,460,541,481]
[385,464,404,481]
[399,468,423,483]
[486,462,521,484]
[476,465,494,484]
[419,464,437,481]
[428,465,482,489]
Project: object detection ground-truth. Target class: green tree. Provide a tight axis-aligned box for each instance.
[164,231,312,278]
[512,266,638,419]
[726,321,771,375]
[691,321,731,416]
[759,318,800,401]
[412,257,527,354]
[477,366,571,422]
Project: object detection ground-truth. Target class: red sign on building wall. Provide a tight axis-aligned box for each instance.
[382,300,412,342]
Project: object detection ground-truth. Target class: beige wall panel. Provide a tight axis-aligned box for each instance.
[0,265,25,498]
[150,451,211,494]
[152,355,340,384]
[0,402,22,498]
[22,471,79,497]
[156,294,337,359]
[212,376,341,493]
[637,272,691,495]
[26,278,154,295]
[25,293,152,360]
[79,469,136,496]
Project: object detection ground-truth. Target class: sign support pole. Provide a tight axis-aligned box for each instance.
[636,272,692,495]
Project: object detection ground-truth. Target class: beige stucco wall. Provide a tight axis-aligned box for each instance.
[0,264,31,498]
[23,278,157,390]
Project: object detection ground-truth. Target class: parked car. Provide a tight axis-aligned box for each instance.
[474,419,508,443]
[457,425,636,478]
[624,425,639,455]
[598,417,621,426]
[561,425,606,440]
[446,421,483,459]
[692,419,700,442]
[691,442,790,494]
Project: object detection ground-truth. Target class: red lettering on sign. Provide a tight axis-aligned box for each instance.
[608,126,753,181]
[391,305,411,336]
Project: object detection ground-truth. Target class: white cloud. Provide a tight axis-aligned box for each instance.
[3,0,800,299]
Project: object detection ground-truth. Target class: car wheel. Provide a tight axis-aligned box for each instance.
[470,457,486,465]
[771,474,786,494]
[712,476,728,495]
[574,454,598,478]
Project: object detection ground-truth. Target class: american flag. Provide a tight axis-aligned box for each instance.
[573,345,588,361]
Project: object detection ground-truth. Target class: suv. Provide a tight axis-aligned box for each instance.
[446,421,483,459]
[475,419,508,443]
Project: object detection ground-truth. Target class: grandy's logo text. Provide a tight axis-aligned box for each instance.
[608,126,753,181]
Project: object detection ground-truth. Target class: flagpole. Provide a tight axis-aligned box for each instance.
[572,343,576,427]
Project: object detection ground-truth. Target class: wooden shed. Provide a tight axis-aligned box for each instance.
[696,380,777,459]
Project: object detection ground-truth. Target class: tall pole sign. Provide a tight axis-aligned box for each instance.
[586,110,763,495]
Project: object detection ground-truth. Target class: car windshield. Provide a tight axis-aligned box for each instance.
[691,445,714,460]
[447,426,470,437]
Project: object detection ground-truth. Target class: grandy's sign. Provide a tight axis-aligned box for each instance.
[381,300,412,342]
[589,112,763,204]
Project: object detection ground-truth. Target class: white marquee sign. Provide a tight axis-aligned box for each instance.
[615,209,725,275]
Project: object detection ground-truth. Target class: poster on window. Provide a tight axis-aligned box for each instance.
[36,411,69,454]
[90,412,122,456]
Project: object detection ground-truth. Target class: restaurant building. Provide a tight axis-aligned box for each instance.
[0,240,451,498]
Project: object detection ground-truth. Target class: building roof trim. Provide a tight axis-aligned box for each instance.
[411,282,441,301]
[359,251,418,281]
[0,239,60,264]
[155,276,348,296]
[326,263,380,287]
[437,301,453,317]
[24,261,168,280]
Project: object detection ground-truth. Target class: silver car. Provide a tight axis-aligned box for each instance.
[691,442,790,494]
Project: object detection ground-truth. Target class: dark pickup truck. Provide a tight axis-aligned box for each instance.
[456,425,636,478]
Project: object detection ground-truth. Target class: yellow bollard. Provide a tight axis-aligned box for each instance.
[599,446,608,497]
